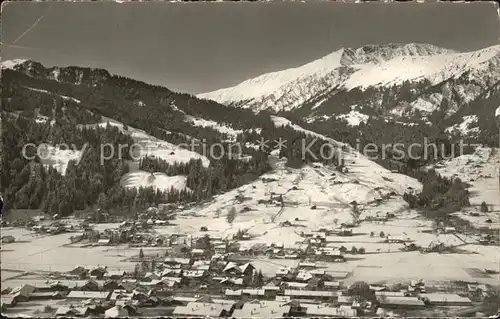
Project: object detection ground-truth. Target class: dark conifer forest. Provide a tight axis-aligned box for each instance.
[3,60,495,217]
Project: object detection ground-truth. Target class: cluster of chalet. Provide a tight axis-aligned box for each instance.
[1,257,496,318]
[173,298,357,317]
[0,255,260,318]
[371,280,491,316]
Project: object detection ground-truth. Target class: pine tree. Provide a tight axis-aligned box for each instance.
[480,201,489,213]
[97,192,107,209]
[133,263,140,279]
[226,207,237,224]
[139,248,144,259]
[254,270,264,287]
[351,201,360,223]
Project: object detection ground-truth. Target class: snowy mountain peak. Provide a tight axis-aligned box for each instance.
[198,43,500,113]
[197,43,449,105]
[340,43,455,65]
[2,59,115,87]
[1,59,28,70]
[198,48,345,106]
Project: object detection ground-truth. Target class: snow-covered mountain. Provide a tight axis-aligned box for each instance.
[1,58,424,223]
[1,59,28,70]
[198,43,500,116]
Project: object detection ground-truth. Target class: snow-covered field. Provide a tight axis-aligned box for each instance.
[23,86,81,104]
[0,227,137,277]
[84,117,209,191]
[410,93,444,113]
[94,117,210,167]
[120,171,190,193]
[445,115,479,136]
[184,115,243,141]
[2,147,498,287]
[335,111,369,127]
[431,147,500,229]
[37,145,83,176]
[143,149,497,284]
[31,116,209,178]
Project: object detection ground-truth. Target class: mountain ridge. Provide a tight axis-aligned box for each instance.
[197,43,500,114]
[1,56,495,224]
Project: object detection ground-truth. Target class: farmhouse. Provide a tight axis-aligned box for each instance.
[9,284,36,300]
[323,281,342,289]
[305,304,358,317]
[214,244,227,254]
[80,279,100,291]
[89,267,107,279]
[241,289,267,298]
[173,302,228,317]
[1,295,18,309]
[216,277,244,287]
[104,270,126,279]
[232,300,292,318]
[161,268,183,277]
[386,235,407,243]
[443,227,456,234]
[337,295,354,305]
[224,262,255,274]
[97,238,111,246]
[182,270,207,279]
[191,260,211,271]
[116,282,135,292]
[164,257,192,268]
[326,271,349,279]
[223,262,256,284]
[369,284,387,291]
[419,293,472,306]
[298,261,316,269]
[66,290,111,301]
[377,296,425,309]
[110,289,134,301]
[262,283,280,292]
[284,290,336,300]
[375,291,406,297]
[276,267,292,277]
[68,266,88,276]
[55,306,90,317]
[323,250,345,262]
[467,284,488,295]
[295,271,314,282]
[105,305,129,318]
[1,235,15,243]
[29,291,65,300]
[225,289,243,299]
[284,282,310,290]
[144,272,160,281]
[148,278,180,289]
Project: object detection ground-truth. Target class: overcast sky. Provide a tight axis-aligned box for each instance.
[2,1,499,94]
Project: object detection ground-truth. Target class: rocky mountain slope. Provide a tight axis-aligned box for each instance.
[1,59,279,214]
[198,43,500,126]
[0,58,493,221]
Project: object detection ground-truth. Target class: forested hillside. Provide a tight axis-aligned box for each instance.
[1,60,481,218]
